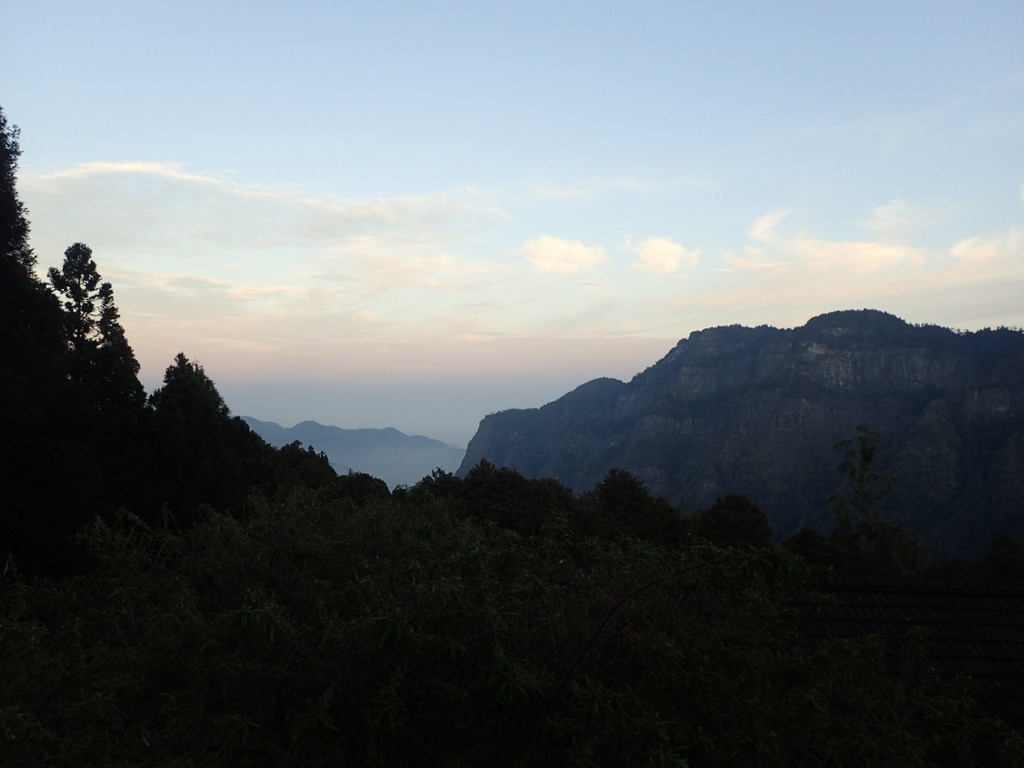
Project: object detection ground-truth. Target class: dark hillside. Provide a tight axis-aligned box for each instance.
[459,310,1024,557]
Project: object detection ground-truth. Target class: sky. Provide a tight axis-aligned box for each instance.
[3,0,1023,446]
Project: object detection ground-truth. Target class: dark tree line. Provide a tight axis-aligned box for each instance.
[411,460,774,553]
[0,108,350,576]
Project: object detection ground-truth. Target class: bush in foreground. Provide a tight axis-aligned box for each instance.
[1,491,1019,767]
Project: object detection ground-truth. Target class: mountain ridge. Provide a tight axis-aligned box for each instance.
[458,310,1024,557]
[243,417,464,488]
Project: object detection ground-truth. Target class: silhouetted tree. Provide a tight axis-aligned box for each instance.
[687,493,773,548]
[415,467,465,499]
[461,459,574,535]
[0,107,34,271]
[829,425,894,531]
[333,470,391,503]
[784,427,928,577]
[0,108,105,575]
[0,106,62,355]
[416,462,575,536]
[274,441,338,490]
[48,242,117,352]
[576,468,684,546]
[145,353,276,522]
[48,242,145,409]
[151,353,230,423]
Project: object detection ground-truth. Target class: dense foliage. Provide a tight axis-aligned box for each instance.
[5,491,1022,767]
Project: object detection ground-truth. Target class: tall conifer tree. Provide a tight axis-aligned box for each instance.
[48,242,145,408]
[0,107,34,271]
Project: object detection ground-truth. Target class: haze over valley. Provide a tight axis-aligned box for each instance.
[242,416,465,489]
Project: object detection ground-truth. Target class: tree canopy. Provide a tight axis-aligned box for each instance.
[0,107,33,271]
[48,242,144,409]
[687,493,773,549]
[3,490,1018,767]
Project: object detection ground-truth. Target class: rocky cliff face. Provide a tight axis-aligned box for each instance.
[458,310,1024,556]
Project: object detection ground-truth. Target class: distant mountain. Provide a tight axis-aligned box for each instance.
[243,418,465,489]
[458,310,1024,558]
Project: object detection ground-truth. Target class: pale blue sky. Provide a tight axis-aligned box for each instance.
[3,0,1023,445]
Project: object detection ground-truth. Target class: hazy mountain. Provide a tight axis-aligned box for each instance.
[458,310,1024,557]
[243,418,465,489]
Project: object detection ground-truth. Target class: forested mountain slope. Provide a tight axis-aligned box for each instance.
[459,310,1024,556]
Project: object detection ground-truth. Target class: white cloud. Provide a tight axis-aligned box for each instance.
[523,236,606,274]
[950,228,1024,263]
[721,247,790,272]
[787,237,922,272]
[21,162,668,382]
[626,236,699,273]
[19,162,526,367]
[19,161,1024,391]
[20,162,501,264]
[748,210,789,243]
[858,198,934,241]
[733,209,924,274]
[20,162,518,325]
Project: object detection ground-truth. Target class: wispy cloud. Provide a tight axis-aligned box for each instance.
[798,95,961,149]
[21,162,502,263]
[748,210,790,244]
[523,236,607,274]
[732,208,924,273]
[19,162,523,372]
[799,78,1024,151]
[857,199,933,241]
[950,228,1023,264]
[21,163,514,316]
[18,161,1024,387]
[625,236,699,273]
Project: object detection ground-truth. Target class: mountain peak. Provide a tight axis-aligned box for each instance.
[803,308,911,335]
[458,311,1024,558]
